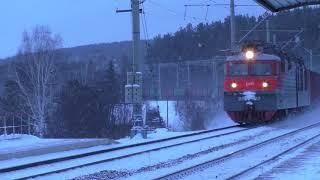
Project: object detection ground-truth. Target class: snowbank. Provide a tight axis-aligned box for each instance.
[0,134,49,151]
[276,105,320,129]
[117,128,194,145]
[205,111,236,129]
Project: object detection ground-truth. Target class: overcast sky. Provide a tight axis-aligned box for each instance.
[0,0,265,58]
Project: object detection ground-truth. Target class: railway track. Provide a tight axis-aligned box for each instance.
[155,122,320,180]
[0,124,253,179]
[227,133,320,180]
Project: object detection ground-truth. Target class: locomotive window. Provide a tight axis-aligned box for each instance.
[251,63,273,76]
[229,63,248,76]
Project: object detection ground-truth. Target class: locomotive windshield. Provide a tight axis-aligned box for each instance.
[251,63,273,76]
[229,63,248,76]
[228,62,274,76]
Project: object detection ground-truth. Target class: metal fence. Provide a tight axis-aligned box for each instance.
[0,113,33,139]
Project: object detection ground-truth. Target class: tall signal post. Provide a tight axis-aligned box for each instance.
[117,0,146,138]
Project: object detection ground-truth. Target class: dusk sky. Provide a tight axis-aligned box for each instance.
[0,0,265,58]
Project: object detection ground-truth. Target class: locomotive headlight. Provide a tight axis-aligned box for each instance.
[245,50,255,60]
[231,82,238,88]
[262,82,269,88]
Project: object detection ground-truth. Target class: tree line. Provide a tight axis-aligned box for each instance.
[146,7,320,63]
[0,26,131,138]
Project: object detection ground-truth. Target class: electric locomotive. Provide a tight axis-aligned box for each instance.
[224,42,310,124]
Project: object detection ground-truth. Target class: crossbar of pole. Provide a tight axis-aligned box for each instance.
[240,29,302,32]
[116,9,142,13]
[185,4,210,7]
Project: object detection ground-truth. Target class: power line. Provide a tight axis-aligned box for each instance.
[184,4,211,21]
[141,2,150,42]
[147,0,204,22]
[207,0,260,6]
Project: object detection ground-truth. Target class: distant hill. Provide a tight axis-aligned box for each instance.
[61,41,131,62]
[0,40,149,94]
[2,40,148,63]
[59,40,147,63]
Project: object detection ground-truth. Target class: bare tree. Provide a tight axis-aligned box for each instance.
[15,25,62,137]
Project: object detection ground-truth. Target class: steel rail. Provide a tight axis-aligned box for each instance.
[0,125,252,179]
[227,132,320,179]
[156,122,320,180]
[18,127,251,179]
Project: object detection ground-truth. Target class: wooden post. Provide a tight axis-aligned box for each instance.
[4,116,7,136]
[12,115,15,135]
[28,117,31,135]
[20,114,23,134]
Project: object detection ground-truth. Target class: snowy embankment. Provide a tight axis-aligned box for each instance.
[117,128,197,145]
[147,100,235,131]
[205,111,236,129]
[3,107,319,179]
[68,106,320,180]
[0,135,51,151]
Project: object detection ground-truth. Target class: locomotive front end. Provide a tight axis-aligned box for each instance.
[224,48,280,124]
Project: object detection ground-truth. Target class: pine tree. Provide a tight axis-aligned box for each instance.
[0,80,26,113]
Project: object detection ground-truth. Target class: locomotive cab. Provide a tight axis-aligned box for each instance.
[224,45,310,124]
[224,48,282,123]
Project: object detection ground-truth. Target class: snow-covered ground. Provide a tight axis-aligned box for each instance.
[205,110,236,129]
[147,100,236,131]
[258,142,320,179]
[67,106,320,180]
[0,127,245,179]
[2,105,320,180]
[0,135,114,171]
[0,135,61,152]
[117,128,192,145]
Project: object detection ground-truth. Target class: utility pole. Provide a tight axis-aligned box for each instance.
[117,0,146,138]
[266,20,271,43]
[132,0,141,73]
[230,0,236,50]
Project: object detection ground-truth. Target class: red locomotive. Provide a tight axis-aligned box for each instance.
[224,42,320,124]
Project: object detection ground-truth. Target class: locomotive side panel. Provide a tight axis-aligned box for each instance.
[277,68,297,109]
[310,71,320,104]
[297,67,311,107]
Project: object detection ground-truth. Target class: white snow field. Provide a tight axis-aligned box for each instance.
[0,135,114,175]
[205,110,236,129]
[2,106,320,180]
[64,107,320,180]
[16,106,319,179]
[0,127,243,179]
[147,100,236,131]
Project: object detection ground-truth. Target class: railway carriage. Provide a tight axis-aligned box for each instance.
[224,43,312,124]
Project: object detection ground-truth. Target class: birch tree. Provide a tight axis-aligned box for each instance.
[15,25,62,137]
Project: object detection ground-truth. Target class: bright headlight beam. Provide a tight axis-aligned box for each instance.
[231,82,238,88]
[245,50,254,60]
[262,82,269,88]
